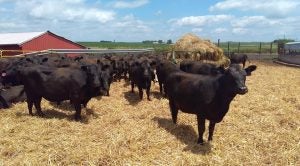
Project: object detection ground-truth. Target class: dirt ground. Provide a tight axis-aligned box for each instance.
[0,60,299,165]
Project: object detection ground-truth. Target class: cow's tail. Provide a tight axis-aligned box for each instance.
[246,55,251,64]
[0,92,10,108]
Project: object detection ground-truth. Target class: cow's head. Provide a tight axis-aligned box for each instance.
[81,65,101,88]
[225,64,257,95]
[140,61,151,77]
[99,69,112,96]
[141,61,153,88]
[1,66,22,86]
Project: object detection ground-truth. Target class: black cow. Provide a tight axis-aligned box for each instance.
[2,65,101,120]
[110,56,125,81]
[180,60,224,75]
[0,85,26,109]
[98,63,113,96]
[165,64,257,144]
[230,53,250,68]
[129,59,153,100]
[156,60,180,95]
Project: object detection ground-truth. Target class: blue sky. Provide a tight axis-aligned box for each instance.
[0,0,300,42]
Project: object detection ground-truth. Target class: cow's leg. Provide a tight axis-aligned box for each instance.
[106,89,110,96]
[163,84,168,97]
[197,115,206,144]
[138,87,143,100]
[118,72,122,82]
[131,82,134,93]
[0,95,10,108]
[83,100,88,108]
[34,98,44,116]
[124,71,127,79]
[242,60,246,68]
[208,121,216,141]
[27,99,34,116]
[169,99,178,124]
[146,86,151,101]
[159,82,163,94]
[74,103,82,121]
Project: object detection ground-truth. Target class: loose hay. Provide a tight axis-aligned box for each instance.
[0,60,299,165]
[173,33,229,67]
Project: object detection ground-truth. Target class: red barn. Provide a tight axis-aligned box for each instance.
[0,31,85,56]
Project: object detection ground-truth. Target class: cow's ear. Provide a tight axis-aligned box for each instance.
[75,56,83,61]
[212,67,225,75]
[245,65,257,76]
[26,58,33,63]
[81,65,89,71]
[1,71,6,77]
[218,67,226,74]
[102,65,109,71]
[42,58,48,62]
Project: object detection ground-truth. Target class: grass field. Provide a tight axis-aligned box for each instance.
[0,60,299,165]
[78,42,278,54]
[78,42,171,52]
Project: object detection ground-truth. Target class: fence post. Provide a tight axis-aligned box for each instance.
[270,42,273,55]
[227,41,230,55]
[259,42,262,55]
[217,39,220,47]
[238,42,241,53]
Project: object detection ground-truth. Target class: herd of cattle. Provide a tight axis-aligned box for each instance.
[0,52,256,144]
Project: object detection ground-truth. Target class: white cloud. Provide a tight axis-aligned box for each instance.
[231,16,281,28]
[167,13,300,41]
[0,0,300,42]
[112,0,149,9]
[232,28,248,35]
[0,7,7,12]
[113,14,151,33]
[210,0,300,18]
[214,28,227,34]
[15,0,115,23]
[192,28,203,33]
[155,10,162,16]
[0,22,21,28]
[170,15,233,26]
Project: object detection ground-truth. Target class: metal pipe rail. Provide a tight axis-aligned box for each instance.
[0,48,155,58]
[47,48,155,54]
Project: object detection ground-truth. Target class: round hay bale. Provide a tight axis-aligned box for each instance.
[173,33,229,67]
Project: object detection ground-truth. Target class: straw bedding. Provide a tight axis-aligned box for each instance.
[0,60,299,165]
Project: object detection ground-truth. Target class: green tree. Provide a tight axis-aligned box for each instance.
[273,39,295,44]
[167,39,172,44]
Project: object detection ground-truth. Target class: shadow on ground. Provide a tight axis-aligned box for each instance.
[152,117,212,154]
[15,106,96,124]
[151,91,164,100]
[123,91,142,106]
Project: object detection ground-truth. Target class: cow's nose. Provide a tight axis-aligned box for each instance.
[94,79,101,87]
[238,86,248,94]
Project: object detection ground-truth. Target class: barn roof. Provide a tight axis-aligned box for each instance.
[0,31,46,45]
[0,31,85,48]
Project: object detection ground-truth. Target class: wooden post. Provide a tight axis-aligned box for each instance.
[238,42,241,53]
[217,39,220,47]
[172,50,176,63]
[270,42,273,55]
[0,50,2,58]
[227,41,230,56]
[259,42,262,55]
